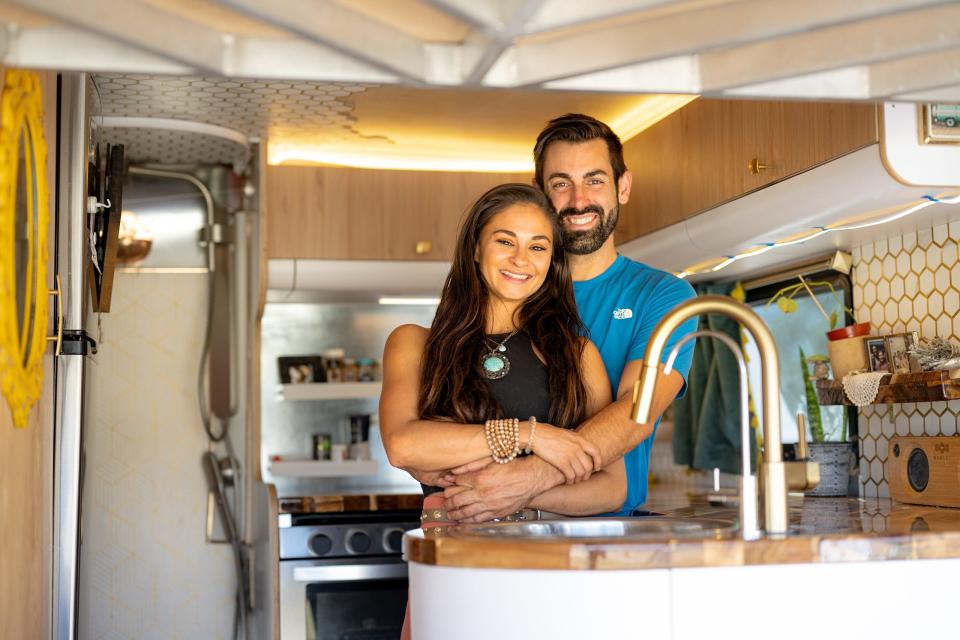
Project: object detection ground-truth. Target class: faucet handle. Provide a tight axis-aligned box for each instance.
[785,460,820,492]
[796,413,809,460]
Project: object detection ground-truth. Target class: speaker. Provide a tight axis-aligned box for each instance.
[886,436,960,508]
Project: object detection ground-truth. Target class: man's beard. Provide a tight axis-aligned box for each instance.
[558,204,619,255]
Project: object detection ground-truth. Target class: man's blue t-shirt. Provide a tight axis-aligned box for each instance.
[573,255,697,515]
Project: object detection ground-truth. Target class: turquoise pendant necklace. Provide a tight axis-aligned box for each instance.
[481,330,518,380]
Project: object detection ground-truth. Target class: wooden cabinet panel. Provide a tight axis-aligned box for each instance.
[266,166,530,261]
[617,99,878,243]
[0,69,55,640]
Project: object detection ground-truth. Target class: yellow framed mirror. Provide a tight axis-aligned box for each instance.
[0,69,50,429]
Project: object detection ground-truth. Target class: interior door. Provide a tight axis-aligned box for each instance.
[0,68,58,640]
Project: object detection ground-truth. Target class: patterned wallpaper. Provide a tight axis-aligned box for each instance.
[851,219,960,499]
[91,73,374,165]
[79,273,236,639]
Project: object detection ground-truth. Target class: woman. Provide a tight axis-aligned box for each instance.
[380,183,625,519]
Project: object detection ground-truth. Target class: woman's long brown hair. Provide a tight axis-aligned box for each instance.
[417,183,588,428]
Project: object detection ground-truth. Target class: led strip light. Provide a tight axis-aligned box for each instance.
[676,193,960,280]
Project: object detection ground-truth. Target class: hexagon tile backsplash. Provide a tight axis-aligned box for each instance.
[851,220,960,499]
[91,73,375,166]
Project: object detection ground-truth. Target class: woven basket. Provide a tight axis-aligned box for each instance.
[806,442,854,497]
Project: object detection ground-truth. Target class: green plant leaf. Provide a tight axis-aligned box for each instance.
[778,297,798,314]
[829,310,838,330]
[800,346,825,442]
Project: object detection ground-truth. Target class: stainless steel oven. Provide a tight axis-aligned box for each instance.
[279,509,421,639]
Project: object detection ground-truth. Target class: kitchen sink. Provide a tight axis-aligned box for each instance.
[455,516,737,540]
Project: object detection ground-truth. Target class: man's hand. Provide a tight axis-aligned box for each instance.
[402,466,454,488]
[443,457,548,523]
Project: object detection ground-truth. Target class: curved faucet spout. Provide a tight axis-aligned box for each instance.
[630,294,788,535]
[665,329,760,540]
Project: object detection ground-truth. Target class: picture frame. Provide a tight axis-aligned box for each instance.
[278,355,326,384]
[865,337,890,373]
[884,331,920,374]
[919,104,960,145]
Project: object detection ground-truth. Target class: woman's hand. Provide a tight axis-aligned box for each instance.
[532,424,603,484]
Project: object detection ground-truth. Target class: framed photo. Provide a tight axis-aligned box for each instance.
[885,331,920,374]
[920,104,960,145]
[865,337,890,373]
[278,355,326,384]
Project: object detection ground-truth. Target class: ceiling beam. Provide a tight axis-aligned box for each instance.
[12,0,227,73]
[461,0,545,85]
[722,48,960,101]
[542,55,700,93]
[894,83,960,102]
[698,3,960,92]
[1,23,192,74]
[525,0,702,34]
[483,0,950,87]
[721,68,871,100]
[230,36,399,83]
[424,0,528,31]
[215,0,430,83]
[868,48,960,99]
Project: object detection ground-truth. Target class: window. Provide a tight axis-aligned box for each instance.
[742,270,857,445]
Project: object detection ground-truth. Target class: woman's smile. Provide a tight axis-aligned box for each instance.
[499,268,533,282]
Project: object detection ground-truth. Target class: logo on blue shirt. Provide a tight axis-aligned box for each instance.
[612,308,633,320]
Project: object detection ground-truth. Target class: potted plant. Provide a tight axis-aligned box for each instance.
[799,346,853,496]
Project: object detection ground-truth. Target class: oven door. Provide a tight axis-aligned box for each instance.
[280,557,408,640]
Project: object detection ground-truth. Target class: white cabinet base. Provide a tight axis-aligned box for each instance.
[408,563,671,640]
[410,557,960,639]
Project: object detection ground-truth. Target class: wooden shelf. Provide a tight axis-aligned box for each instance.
[816,369,960,406]
[279,381,381,401]
[268,459,379,478]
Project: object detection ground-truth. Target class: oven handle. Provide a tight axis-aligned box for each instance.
[292,563,408,583]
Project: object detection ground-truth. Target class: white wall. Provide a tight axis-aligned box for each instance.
[79,272,236,639]
[852,220,960,500]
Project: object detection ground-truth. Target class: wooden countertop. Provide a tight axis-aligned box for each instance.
[405,493,960,570]
[278,493,423,514]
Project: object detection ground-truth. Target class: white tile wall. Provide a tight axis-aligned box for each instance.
[80,273,236,639]
[851,220,960,498]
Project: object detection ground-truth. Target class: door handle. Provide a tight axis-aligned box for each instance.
[292,563,407,583]
[46,274,62,356]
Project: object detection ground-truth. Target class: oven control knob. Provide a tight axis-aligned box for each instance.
[383,527,405,553]
[308,533,333,557]
[345,530,371,554]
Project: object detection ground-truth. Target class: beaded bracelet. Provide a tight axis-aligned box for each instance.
[485,417,520,464]
[524,416,537,455]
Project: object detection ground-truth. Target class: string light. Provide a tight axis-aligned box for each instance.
[675,192,960,279]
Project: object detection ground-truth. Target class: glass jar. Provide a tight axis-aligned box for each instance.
[357,358,374,382]
[323,348,345,382]
[342,358,359,382]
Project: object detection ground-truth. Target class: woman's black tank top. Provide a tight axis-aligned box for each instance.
[421,331,552,497]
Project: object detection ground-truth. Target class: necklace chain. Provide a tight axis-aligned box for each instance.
[485,330,518,353]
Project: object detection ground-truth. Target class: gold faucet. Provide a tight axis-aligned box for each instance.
[631,294,817,536]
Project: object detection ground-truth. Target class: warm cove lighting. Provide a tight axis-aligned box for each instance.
[676,192,960,279]
[378,297,440,305]
[609,94,697,141]
[269,145,535,173]
[268,95,695,172]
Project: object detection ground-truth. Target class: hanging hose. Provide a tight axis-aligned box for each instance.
[129,166,249,640]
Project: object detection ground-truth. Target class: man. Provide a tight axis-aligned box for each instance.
[442,114,698,520]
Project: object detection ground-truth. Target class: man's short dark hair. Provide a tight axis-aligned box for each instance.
[533,113,627,189]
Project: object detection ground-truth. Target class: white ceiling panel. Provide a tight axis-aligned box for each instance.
[2,0,959,102]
